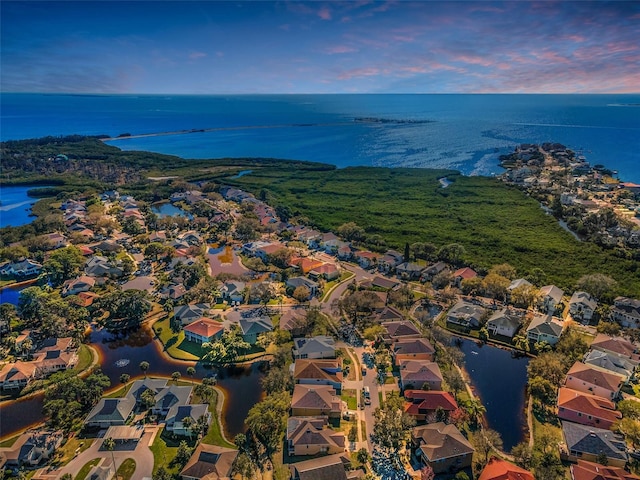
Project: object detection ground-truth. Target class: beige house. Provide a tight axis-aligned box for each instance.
[180,443,238,480]
[565,362,624,400]
[412,422,474,474]
[291,385,342,418]
[287,417,346,456]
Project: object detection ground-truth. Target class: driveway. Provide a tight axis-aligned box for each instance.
[56,426,158,480]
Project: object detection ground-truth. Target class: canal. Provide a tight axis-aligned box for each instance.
[456,338,530,451]
[0,324,264,440]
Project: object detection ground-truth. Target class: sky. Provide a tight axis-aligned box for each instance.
[1,1,639,94]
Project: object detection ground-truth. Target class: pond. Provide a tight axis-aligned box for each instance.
[0,283,29,306]
[0,324,265,440]
[151,202,193,219]
[0,185,54,228]
[456,338,529,451]
[230,170,253,179]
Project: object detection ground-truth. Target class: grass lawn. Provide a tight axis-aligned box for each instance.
[341,389,358,410]
[200,390,236,449]
[75,458,101,480]
[0,435,19,448]
[150,427,181,476]
[152,317,201,361]
[321,271,355,301]
[73,344,94,373]
[57,436,95,467]
[116,458,136,480]
[378,391,383,406]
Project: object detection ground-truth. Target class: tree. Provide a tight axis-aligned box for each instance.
[203,325,250,365]
[267,248,293,269]
[245,391,290,458]
[292,285,311,303]
[363,324,385,341]
[483,273,510,301]
[461,276,484,296]
[98,290,151,330]
[471,428,503,466]
[119,373,130,385]
[511,285,540,309]
[356,447,370,465]
[43,246,85,286]
[175,440,192,467]
[235,216,260,242]
[513,334,530,353]
[614,417,640,448]
[527,352,566,387]
[186,366,196,382]
[171,371,181,383]
[463,398,486,427]
[261,367,293,395]
[152,466,171,480]
[140,388,156,410]
[194,383,214,404]
[618,399,640,420]
[348,425,357,443]
[140,361,150,378]
[372,392,416,456]
[511,442,533,470]
[575,274,617,301]
[144,242,165,260]
[420,465,435,480]
[337,222,365,242]
[232,453,255,480]
[490,263,517,280]
[454,473,470,480]
[555,326,589,365]
[103,437,117,475]
[437,243,466,266]
[411,242,437,261]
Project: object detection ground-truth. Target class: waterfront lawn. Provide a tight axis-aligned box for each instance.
[56,436,95,467]
[116,458,136,480]
[150,427,181,477]
[73,344,94,373]
[152,317,201,361]
[196,389,235,449]
[75,458,100,480]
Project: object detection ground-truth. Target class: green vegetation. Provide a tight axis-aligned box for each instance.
[75,458,101,480]
[341,389,358,410]
[150,427,181,477]
[201,389,236,449]
[73,344,94,373]
[230,166,640,296]
[115,458,136,480]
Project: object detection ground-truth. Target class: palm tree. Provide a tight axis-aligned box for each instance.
[186,367,196,383]
[513,334,530,353]
[463,398,487,427]
[103,437,117,475]
[140,361,149,378]
[171,371,181,384]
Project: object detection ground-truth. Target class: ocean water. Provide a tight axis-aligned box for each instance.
[0,184,53,228]
[1,93,639,182]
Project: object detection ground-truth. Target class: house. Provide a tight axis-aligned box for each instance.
[0,259,42,277]
[239,316,273,344]
[372,305,405,323]
[486,309,522,339]
[611,297,640,328]
[590,334,640,364]
[507,278,532,292]
[318,232,341,253]
[309,263,340,281]
[148,231,167,243]
[183,318,224,344]
[0,430,63,469]
[583,349,635,381]
[539,285,564,313]
[287,417,346,456]
[478,458,534,480]
[421,262,448,282]
[526,313,565,345]
[399,359,443,391]
[569,291,598,321]
[570,459,640,480]
[178,231,203,246]
[180,443,238,480]
[62,275,96,296]
[452,267,477,286]
[411,422,474,474]
[286,277,319,298]
[392,338,435,365]
[174,304,211,327]
[74,291,99,307]
[85,256,123,278]
[293,359,343,393]
[290,454,349,480]
[293,336,336,360]
[32,338,78,377]
[126,378,168,406]
[561,421,627,467]
[220,280,246,304]
[290,257,324,275]
[378,250,404,273]
[381,320,422,344]
[354,251,379,269]
[403,390,458,423]
[557,387,621,430]
[43,232,68,249]
[396,262,424,280]
[165,404,211,436]
[446,301,486,329]
[85,397,136,428]
[291,385,342,418]
[565,362,624,400]
[163,284,187,301]
[0,362,37,391]
[281,308,309,338]
[152,385,193,416]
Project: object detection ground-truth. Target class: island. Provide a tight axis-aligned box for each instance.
[0,135,639,480]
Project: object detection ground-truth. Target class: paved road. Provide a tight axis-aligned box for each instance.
[56,426,157,480]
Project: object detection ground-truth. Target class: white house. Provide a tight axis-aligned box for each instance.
[569,291,597,321]
[486,309,522,338]
[526,313,565,345]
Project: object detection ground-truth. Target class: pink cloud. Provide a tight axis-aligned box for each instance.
[453,54,493,67]
[325,45,358,55]
[337,67,380,80]
[189,51,207,60]
[318,6,332,20]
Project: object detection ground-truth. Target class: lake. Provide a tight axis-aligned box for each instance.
[457,338,530,451]
[0,324,265,440]
[0,185,53,228]
[0,281,34,306]
[151,202,192,219]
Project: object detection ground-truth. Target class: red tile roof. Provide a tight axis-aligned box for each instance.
[478,458,534,480]
[183,317,224,339]
[571,459,640,480]
[403,390,458,413]
[453,267,477,279]
[557,387,621,423]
